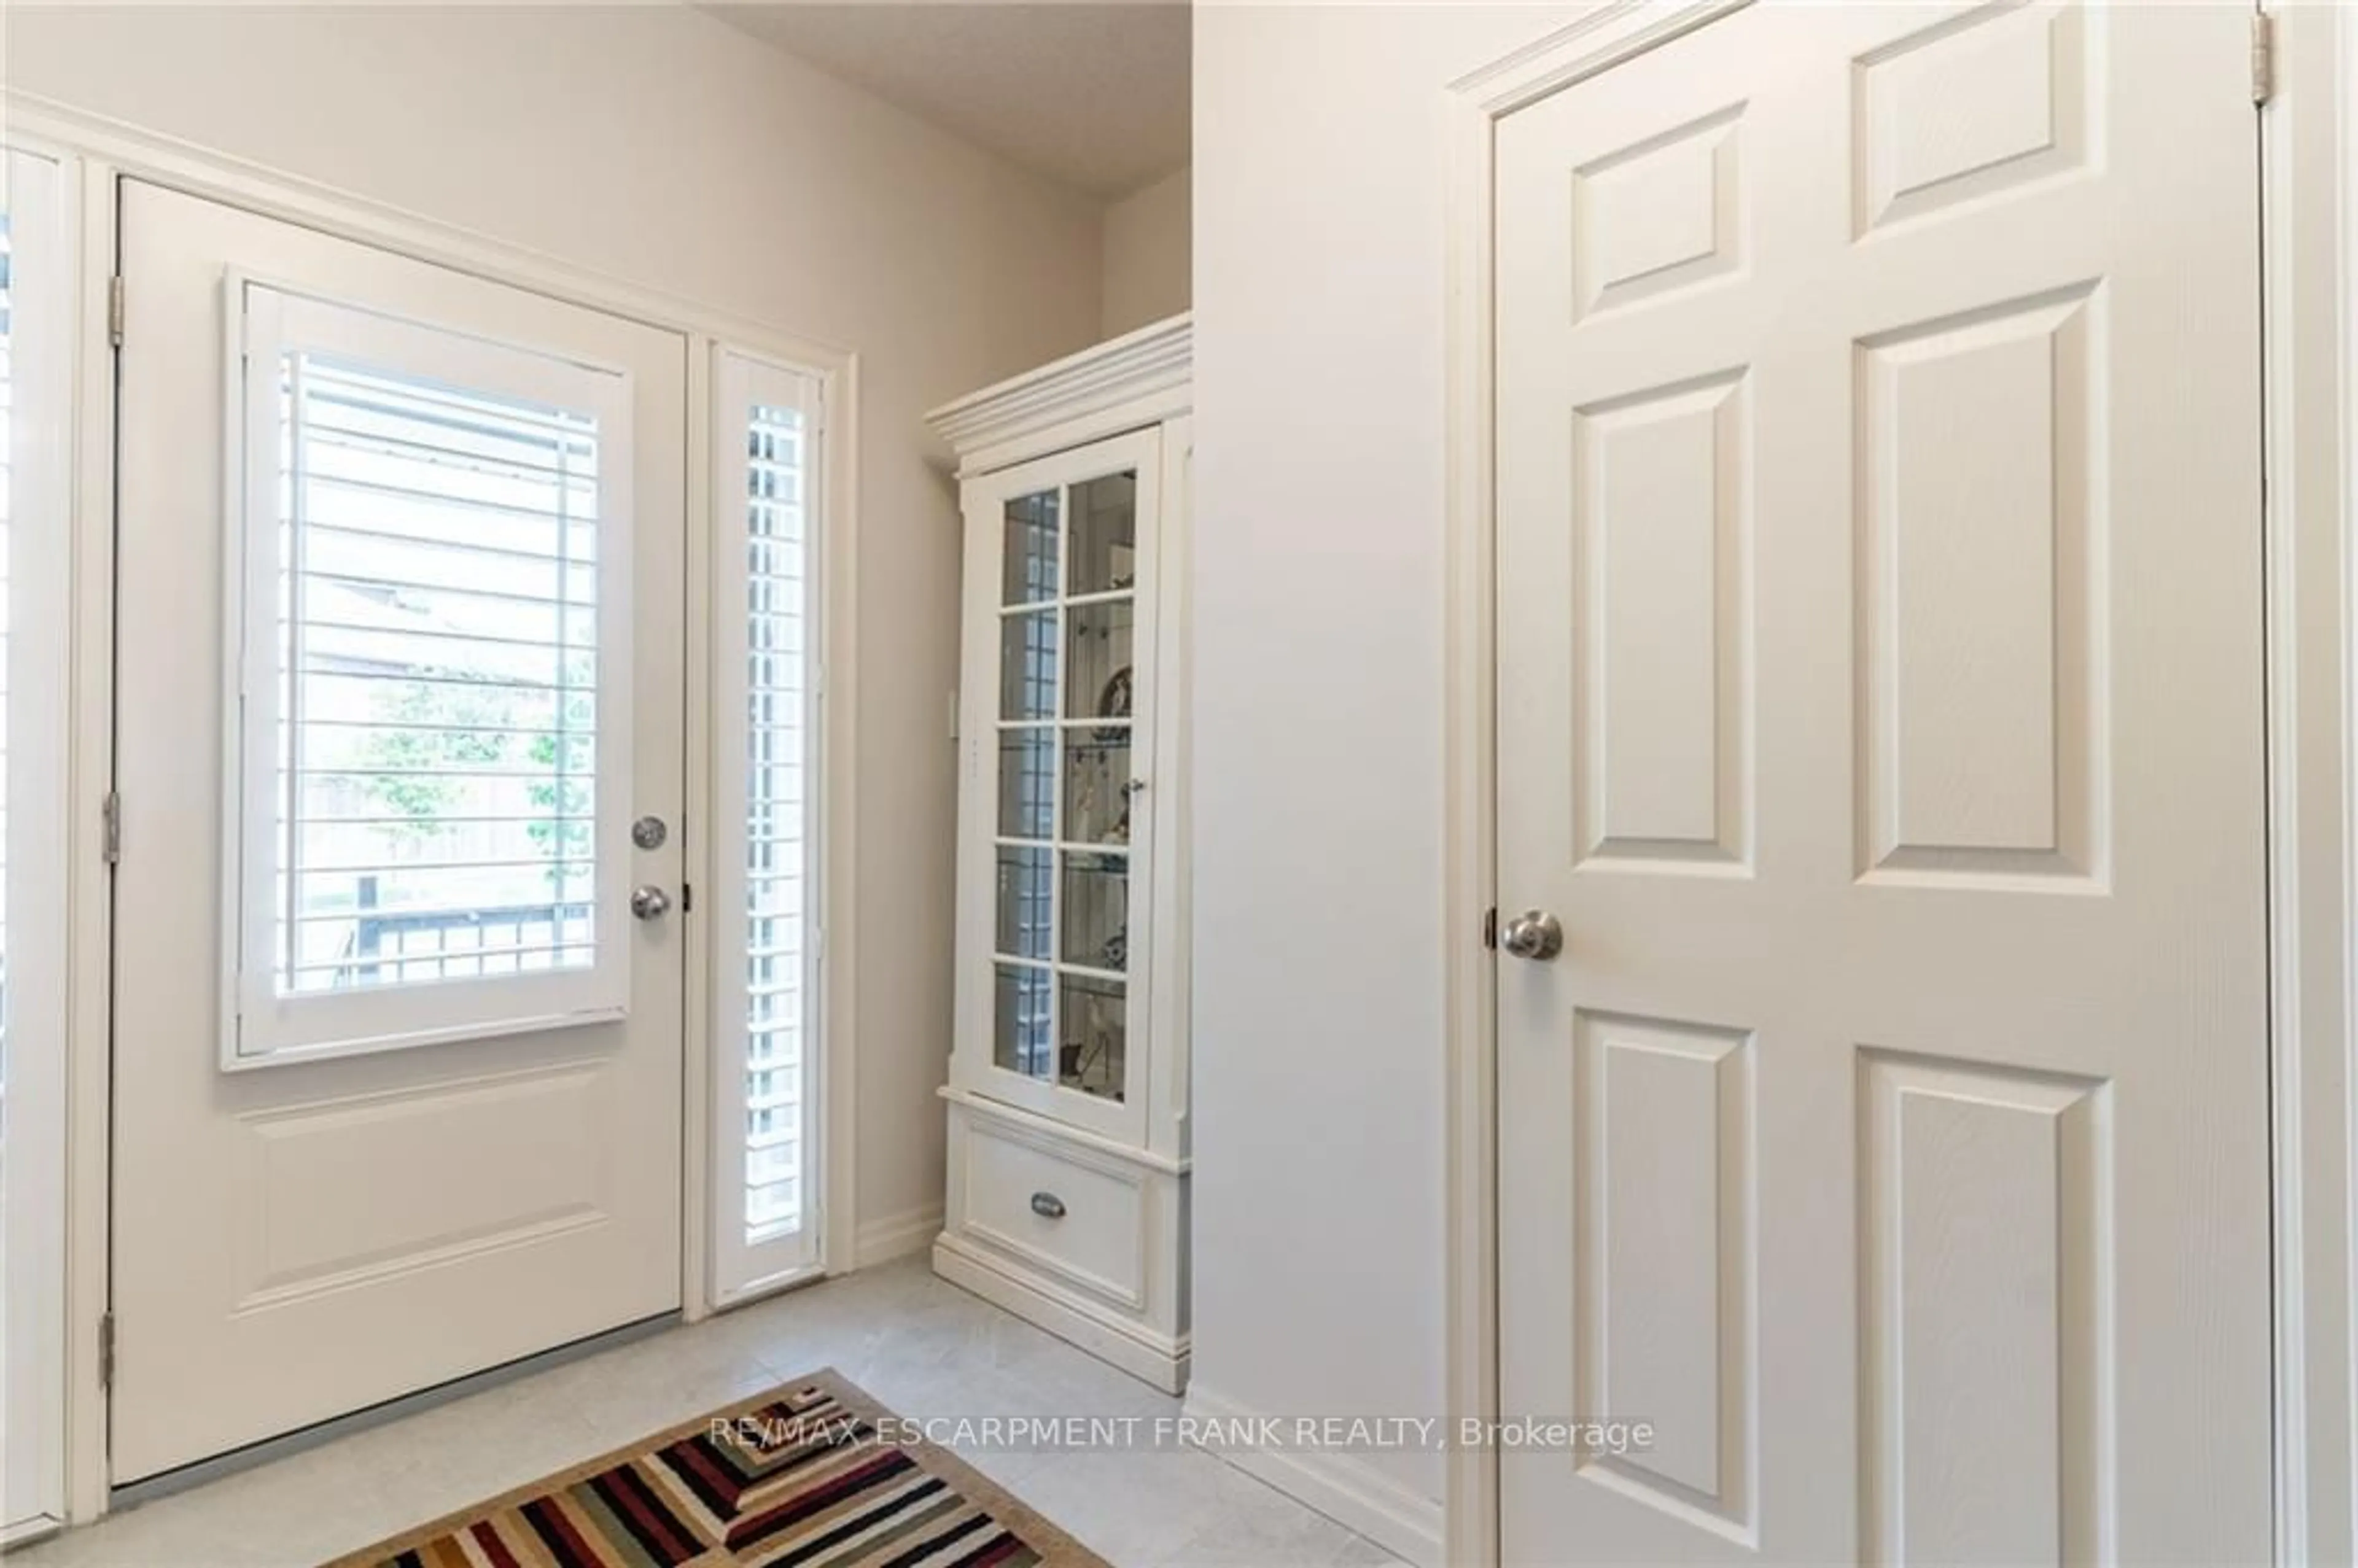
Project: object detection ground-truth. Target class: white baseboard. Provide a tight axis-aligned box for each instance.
[1,1516,61,1552]
[931,1235,1190,1394]
[1180,1383,1445,1568]
[852,1203,943,1269]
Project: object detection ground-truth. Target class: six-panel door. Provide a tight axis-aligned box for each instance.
[1495,4,2270,1562]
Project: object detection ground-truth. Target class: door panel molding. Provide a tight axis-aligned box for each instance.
[1855,1050,2111,1565]
[1573,1012,1756,1543]
[1853,282,2106,890]
[228,1058,617,1306]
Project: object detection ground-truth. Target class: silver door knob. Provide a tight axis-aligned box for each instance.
[1501,910,1563,961]
[629,885,672,921]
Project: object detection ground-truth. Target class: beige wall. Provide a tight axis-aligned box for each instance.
[1189,2,1579,1539]
[1102,164,1191,336]
[7,3,1107,1253]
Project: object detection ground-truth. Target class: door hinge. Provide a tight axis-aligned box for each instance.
[102,788,122,864]
[107,274,125,348]
[98,1311,116,1392]
[1482,906,1498,951]
[2252,11,2276,106]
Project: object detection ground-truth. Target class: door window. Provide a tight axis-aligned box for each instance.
[226,285,635,1063]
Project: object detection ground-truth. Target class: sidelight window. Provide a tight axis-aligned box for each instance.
[710,348,825,1300]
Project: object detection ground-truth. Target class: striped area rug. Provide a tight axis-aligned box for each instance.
[327,1370,1106,1568]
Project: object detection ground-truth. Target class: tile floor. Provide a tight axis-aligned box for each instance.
[14,1258,1405,1568]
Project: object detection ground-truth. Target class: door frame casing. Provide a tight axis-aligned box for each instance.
[0,134,90,1547]
[11,92,863,1524]
[1438,2,2354,1564]
[2257,5,2357,1560]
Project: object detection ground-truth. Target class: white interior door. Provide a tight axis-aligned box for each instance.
[111,180,687,1481]
[1494,4,2269,1562]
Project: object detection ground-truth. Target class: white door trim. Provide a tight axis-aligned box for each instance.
[1440,3,2338,1564]
[2260,6,2358,1561]
[9,93,862,1524]
[1,138,82,1545]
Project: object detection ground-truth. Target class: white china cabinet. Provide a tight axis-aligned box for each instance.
[925,315,1191,1392]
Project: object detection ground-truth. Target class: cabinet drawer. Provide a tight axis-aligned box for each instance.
[962,1120,1146,1311]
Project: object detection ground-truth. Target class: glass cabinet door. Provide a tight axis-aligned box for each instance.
[984,457,1150,1120]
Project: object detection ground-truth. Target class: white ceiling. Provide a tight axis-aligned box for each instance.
[706,2,1190,200]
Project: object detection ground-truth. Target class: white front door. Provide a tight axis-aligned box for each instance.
[111,180,687,1481]
[1495,4,2269,1562]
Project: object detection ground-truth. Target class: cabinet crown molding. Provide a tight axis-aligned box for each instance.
[927,312,1191,476]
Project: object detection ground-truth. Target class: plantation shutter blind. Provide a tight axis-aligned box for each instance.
[227,282,635,1064]
[711,348,825,1300]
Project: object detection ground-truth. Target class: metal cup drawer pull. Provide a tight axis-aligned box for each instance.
[1029,1191,1068,1220]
